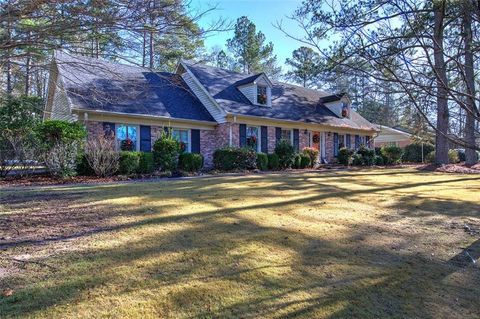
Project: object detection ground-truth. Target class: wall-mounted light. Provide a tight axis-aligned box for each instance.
[328,132,331,137]
[304,129,308,134]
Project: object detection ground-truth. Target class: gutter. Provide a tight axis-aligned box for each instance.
[71,108,218,126]
[226,113,378,133]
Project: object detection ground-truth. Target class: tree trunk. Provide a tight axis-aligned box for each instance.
[25,54,30,95]
[463,1,478,165]
[142,31,146,67]
[433,1,449,164]
[149,30,154,69]
[6,14,12,94]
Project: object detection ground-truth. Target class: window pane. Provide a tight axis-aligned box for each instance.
[117,125,127,142]
[128,126,137,150]
[257,86,267,105]
[339,134,345,149]
[173,129,189,152]
[281,129,291,142]
[117,125,137,151]
[246,126,258,150]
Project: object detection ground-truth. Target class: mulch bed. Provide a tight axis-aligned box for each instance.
[418,163,480,174]
[0,174,157,187]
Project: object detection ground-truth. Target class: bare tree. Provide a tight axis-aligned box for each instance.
[276,0,480,164]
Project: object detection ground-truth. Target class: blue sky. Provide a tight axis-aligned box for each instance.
[190,0,312,69]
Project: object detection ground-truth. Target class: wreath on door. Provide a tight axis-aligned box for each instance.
[312,134,320,144]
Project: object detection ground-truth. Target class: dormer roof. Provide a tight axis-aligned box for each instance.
[234,73,273,88]
[320,93,349,103]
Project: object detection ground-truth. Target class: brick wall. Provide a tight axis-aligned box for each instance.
[151,126,162,146]
[86,121,103,138]
[200,123,239,167]
[325,132,335,163]
[299,130,310,151]
[267,126,276,153]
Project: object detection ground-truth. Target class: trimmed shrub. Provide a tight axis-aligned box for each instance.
[426,150,435,163]
[299,154,310,169]
[35,120,86,147]
[138,152,155,174]
[256,152,268,170]
[302,147,319,167]
[455,149,466,162]
[43,142,80,178]
[338,147,354,165]
[213,147,256,171]
[403,143,435,163]
[119,151,141,175]
[293,153,302,169]
[84,136,119,177]
[153,132,181,172]
[352,154,363,166]
[267,153,279,170]
[448,149,460,164]
[357,146,375,166]
[36,120,87,178]
[76,153,95,176]
[374,155,384,166]
[381,145,403,165]
[274,139,295,169]
[178,153,203,172]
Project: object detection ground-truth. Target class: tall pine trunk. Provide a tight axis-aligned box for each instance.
[142,31,146,67]
[463,1,477,165]
[25,54,30,95]
[149,30,154,69]
[433,1,449,164]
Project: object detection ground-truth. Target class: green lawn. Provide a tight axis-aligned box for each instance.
[0,168,479,318]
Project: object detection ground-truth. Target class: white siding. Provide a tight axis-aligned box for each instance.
[325,97,350,119]
[181,72,226,123]
[44,64,76,122]
[239,84,256,104]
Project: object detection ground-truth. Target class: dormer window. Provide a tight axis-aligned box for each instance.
[257,86,267,105]
[341,102,349,118]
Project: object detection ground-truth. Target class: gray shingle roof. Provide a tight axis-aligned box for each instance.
[183,60,377,131]
[54,51,215,122]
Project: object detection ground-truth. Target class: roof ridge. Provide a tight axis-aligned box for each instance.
[55,50,165,74]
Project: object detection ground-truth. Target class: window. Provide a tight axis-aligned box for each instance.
[341,102,349,117]
[246,126,259,151]
[117,124,138,151]
[257,86,267,105]
[338,134,345,149]
[172,129,190,152]
[281,129,292,143]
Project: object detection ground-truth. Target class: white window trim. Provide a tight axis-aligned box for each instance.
[172,128,191,153]
[254,84,271,106]
[246,125,261,152]
[281,128,293,145]
[116,123,140,152]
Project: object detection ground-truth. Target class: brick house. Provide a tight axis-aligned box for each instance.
[45,51,378,167]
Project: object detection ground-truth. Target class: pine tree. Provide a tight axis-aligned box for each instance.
[284,47,320,88]
[227,16,279,76]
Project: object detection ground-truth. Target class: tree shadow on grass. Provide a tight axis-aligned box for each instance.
[1,203,479,318]
[1,171,480,317]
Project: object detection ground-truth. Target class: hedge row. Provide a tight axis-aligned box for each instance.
[212,144,317,171]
